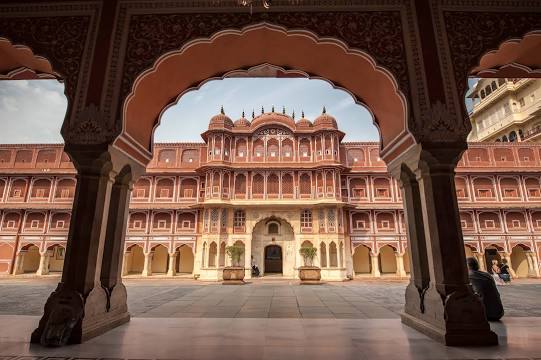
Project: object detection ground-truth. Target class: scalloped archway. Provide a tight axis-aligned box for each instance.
[0,37,58,80]
[472,31,541,78]
[119,23,411,165]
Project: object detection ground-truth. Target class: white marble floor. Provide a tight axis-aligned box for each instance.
[1,315,540,360]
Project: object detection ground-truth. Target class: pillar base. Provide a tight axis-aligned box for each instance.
[31,283,130,346]
[401,284,498,347]
[401,311,498,346]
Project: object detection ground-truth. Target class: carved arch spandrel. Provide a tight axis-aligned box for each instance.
[119,23,411,164]
[443,7,541,98]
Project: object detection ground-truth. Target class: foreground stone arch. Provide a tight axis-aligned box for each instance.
[119,23,411,164]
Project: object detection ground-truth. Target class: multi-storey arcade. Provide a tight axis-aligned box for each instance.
[1,110,540,280]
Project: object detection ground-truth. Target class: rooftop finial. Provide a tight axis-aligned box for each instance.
[271,105,275,112]
[282,106,286,114]
[292,110,296,120]
[302,110,305,118]
[242,110,245,118]
[261,106,264,114]
[322,106,326,114]
[220,105,225,115]
[252,109,255,119]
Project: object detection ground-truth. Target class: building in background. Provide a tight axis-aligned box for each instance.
[0,110,540,280]
[467,79,541,142]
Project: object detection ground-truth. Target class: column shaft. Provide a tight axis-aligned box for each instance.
[396,254,407,277]
[370,254,380,277]
[167,253,177,277]
[142,252,152,276]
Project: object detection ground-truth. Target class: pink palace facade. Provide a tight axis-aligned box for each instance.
[0,110,540,280]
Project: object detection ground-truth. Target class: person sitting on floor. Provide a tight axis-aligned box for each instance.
[498,258,512,284]
[467,257,504,321]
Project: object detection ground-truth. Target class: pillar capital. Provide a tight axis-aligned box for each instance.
[388,142,467,184]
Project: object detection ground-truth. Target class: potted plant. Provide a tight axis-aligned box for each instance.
[223,245,245,284]
[299,246,321,284]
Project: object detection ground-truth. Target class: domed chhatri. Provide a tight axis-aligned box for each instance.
[313,106,338,129]
[250,111,296,130]
[234,111,251,128]
[295,110,313,128]
[209,106,234,129]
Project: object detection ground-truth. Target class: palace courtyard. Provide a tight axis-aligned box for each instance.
[1,278,541,319]
[1,279,541,359]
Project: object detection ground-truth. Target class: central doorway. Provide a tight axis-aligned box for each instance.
[264,245,282,274]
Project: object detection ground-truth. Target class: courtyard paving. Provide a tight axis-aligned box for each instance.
[0,277,540,319]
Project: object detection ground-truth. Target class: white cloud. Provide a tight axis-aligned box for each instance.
[0,80,66,144]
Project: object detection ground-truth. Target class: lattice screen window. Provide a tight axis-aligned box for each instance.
[221,209,227,229]
[235,174,246,195]
[267,174,279,194]
[327,209,336,231]
[233,210,245,227]
[282,174,293,195]
[319,209,325,229]
[301,209,312,228]
[299,174,311,195]
[203,210,209,232]
[210,209,219,230]
[253,175,264,195]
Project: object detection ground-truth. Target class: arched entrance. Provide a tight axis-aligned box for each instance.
[484,245,503,273]
[353,245,371,275]
[21,244,40,274]
[264,245,282,274]
[252,216,295,277]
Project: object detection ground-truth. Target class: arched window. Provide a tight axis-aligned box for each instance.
[235,174,246,198]
[320,242,327,267]
[299,173,311,197]
[236,139,247,159]
[267,174,279,197]
[282,173,293,197]
[267,139,279,159]
[282,139,293,159]
[253,139,264,158]
[179,178,197,198]
[268,222,279,234]
[252,174,264,198]
[299,139,311,159]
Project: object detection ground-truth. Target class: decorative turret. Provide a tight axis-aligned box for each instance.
[209,106,234,130]
[313,106,338,129]
[234,110,251,128]
[295,109,313,128]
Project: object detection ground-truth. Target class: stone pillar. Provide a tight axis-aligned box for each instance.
[475,253,487,272]
[13,251,25,275]
[31,145,136,346]
[396,253,407,278]
[36,250,51,276]
[100,162,142,323]
[326,243,331,269]
[121,252,129,276]
[167,252,177,277]
[526,251,540,278]
[370,253,380,277]
[244,239,252,279]
[388,144,497,346]
[142,252,153,276]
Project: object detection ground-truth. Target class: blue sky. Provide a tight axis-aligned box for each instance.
[0,78,476,144]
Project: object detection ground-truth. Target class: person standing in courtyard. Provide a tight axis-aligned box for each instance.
[467,257,504,321]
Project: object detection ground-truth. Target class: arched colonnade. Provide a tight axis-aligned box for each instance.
[2,0,541,347]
